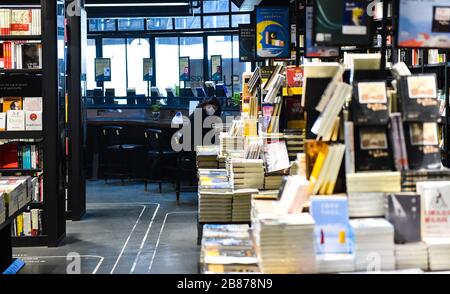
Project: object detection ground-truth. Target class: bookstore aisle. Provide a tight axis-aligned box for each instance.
[13,181,200,274]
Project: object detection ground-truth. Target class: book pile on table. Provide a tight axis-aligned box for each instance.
[230,159,265,190]
[346,172,401,193]
[394,242,429,270]
[317,254,355,273]
[401,169,450,192]
[425,238,450,271]
[252,201,317,274]
[219,133,245,157]
[200,224,260,274]
[283,129,305,161]
[198,169,233,223]
[347,192,385,217]
[196,146,219,169]
[264,173,284,190]
[350,218,395,271]
[218,155,226,169]
[232,189,258,223]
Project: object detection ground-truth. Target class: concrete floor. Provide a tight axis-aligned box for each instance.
[13,180,200,274]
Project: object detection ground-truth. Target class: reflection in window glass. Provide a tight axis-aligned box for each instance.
[231,2,254,12]
[174,16,201,29]
[203,15,230,29]
[118,18,145,31]
[232,14,250,27]
[102,38,127,96]
[127,38,150,95]
[208,35,232,96]
[232,35,251,94]
[180,37,204,90]
[155,37,179,94]
[88,19,116,32]
[204,0,229,13]
[147,18,173,30]
[86,38,97,91]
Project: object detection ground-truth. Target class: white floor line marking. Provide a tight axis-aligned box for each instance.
[130,204,160,274]
[13,255,104,274]
[148,211,198,273]
[110,205,146,274]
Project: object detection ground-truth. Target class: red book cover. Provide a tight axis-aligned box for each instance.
[286,66,304,88]
[1,143,19,169]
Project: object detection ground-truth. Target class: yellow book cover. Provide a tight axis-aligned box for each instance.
[17,214,24,236]
[304,140,328,179]
[308,144,329,194]
[2,97,23,111]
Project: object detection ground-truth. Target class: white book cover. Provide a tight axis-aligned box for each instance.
[0,112,6,131]
[6,110,25,131]
[23,212,32,236]
[23,97,42,111]
[25,111,42,130]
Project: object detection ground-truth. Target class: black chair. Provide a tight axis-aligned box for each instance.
[144,128,178,193]
[99,126,144,183]
[93,88,105,105]
[104,88,115,105]
[127,88,137,105]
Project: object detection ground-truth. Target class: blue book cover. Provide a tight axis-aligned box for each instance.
[310,196,353,254]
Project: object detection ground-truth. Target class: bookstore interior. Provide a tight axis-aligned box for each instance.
[1,0,450,277]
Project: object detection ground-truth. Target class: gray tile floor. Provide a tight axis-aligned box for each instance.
[13,180,200,274]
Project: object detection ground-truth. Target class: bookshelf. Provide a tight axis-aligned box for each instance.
[0,0,67,249]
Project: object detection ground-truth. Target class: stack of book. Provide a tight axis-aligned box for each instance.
[401,169,450,192]
[230,159,265,190]
[283,129,305,161]
[317,254,356,273]
[394,242,429,270]
[219,133,245,157]
[350,218,395,271]
[218,155,226,169]
[346,172,401,193]
[232,189,258,223]
[347,192,385,218]
[252,201,317,274]
[200,224,259,274]
[424,238,450,271]
[196,146,219,169]
[198,169,233,223]
[264,173,284,190]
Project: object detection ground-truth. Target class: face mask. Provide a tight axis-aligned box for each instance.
[205,106,216,116]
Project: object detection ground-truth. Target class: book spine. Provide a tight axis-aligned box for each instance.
[344,122,355,174]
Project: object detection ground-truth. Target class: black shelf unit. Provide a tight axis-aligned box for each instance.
[0,35,41,41]
[0,168,42,173]
[0,0,67,249]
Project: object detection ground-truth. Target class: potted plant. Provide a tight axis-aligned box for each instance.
[151,102,161,121]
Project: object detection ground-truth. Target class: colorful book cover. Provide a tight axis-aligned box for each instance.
[256,7,290,58]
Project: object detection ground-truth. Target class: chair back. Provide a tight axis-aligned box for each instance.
[144,128,164,153]
[100,126,123,149]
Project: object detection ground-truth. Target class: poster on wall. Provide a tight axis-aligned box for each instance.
[179,56,190,82]
[143,58,153,81]
[211,55,223,82]
[239,24,256,61]
[398,0,450,49]
[305,5,340,58]
[95,58,111,82]
[255,6,290,59]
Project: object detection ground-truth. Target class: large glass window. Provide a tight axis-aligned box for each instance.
[127,38,150,95]
[204,0,229,13]
[155,37,179,94]
[180,36,204,90]
[203,15,230,29]
[231,14,250,27]
[232,2,254,12]
[102,38,127,96]
[175,16,201,30]
[232,35,251,94]
[86,38,97,91]
[147,18,173,30]
[88,19,116,32]
[207,35,232,96]
[118,18,145,31]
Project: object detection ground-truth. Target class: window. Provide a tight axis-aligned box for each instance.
[204,0,229,13]
[88,19,116,32]
[155,37,179,94]
[127,38,150,95]
[102,38,127,96]
[180,37,204,89]
[175,16,201,30]
[118,18,145,31]
[146,18,173,30]
[86,38,97,91]
[203,15,230,29]
[232,14,250,27]
[232,2,254,12]
[232,35,251,94]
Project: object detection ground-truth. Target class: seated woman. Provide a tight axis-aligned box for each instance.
[188,97,222,151]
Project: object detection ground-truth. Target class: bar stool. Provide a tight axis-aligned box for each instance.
[100,126,144,183]
[144,128,178,193]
